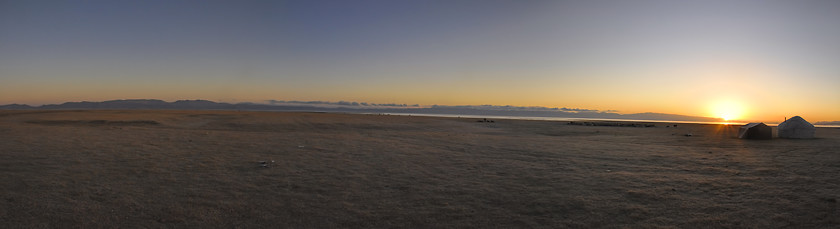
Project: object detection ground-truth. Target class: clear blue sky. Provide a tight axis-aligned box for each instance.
[1,0,838,121]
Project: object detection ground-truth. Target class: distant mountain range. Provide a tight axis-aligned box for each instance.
[0,99,726,123]
[814,121,840,125]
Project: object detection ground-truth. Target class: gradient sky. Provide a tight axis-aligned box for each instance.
[1,0,838,122]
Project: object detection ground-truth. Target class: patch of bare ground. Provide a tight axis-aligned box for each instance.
[26,120,160,126]
[1,110,838,228]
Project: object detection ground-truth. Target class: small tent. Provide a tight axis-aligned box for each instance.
[778,116,815,139]
[739,123,772,139]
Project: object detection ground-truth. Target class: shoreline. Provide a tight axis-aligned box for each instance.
[3,108,837,128]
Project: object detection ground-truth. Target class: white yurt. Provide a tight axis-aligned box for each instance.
[777,116,815,139]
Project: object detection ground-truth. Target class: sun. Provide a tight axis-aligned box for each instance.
[710,100,746,121]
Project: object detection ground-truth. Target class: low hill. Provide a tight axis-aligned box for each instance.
[1,99,723,123]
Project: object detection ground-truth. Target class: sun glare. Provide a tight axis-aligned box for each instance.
[710,100,745,121]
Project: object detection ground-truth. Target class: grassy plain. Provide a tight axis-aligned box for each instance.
[1,110,838,228]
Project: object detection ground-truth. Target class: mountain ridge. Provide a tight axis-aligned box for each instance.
[0,99,724,123]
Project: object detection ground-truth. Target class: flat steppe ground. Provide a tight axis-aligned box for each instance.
[1,110,838,228]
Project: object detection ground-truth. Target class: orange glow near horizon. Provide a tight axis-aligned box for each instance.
[709,99,747,121]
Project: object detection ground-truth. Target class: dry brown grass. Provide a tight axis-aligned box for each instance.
[1,110,838,228]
